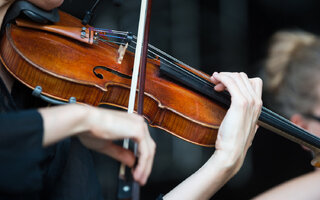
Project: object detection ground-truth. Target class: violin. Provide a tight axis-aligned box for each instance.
[1,10,320,166]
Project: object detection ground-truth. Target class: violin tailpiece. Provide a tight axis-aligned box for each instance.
[15,18,94,44]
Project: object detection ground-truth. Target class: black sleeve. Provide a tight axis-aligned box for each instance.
[0,109,47,193]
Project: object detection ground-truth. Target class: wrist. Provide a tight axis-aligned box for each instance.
[207,150,243,176]
[71,104,92,135]
[39,104,91,146]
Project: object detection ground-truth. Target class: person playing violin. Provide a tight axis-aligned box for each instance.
[253,30,320,200]
[0,0,263,199]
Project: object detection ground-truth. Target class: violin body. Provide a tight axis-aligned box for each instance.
[0,11,227,147]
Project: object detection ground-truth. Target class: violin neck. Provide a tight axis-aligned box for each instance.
[259,107,320,151]
[159,60,320,151]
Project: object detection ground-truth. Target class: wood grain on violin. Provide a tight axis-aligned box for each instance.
[0,11,226,147]
[2,10,320,167]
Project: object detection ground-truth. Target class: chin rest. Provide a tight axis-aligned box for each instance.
[2,1,59,32]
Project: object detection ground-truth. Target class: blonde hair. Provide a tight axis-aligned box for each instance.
[264,30,320,117]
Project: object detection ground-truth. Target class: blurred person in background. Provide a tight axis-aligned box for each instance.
[254,30,320,200]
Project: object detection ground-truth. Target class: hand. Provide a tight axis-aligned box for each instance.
[210,72,262,174]
[79,107,156,185]
[39,104,155,186]
[162,72,263,200]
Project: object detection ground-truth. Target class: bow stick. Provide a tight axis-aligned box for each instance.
[118,0,152,200]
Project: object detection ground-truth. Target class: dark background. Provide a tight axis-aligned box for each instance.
[60,0,319,199]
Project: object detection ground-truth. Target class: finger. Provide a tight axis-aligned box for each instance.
[235,74,262,119]
[133,142,148,185]
[132,125,151,185]
[248,78,263,122]
[219,73,261,136]
[214,83,226,92]
[100,142,136,167]
[211,72,226,90]
[250,77,263,99]
[223,73,255,104]
[239,72,257,100]
[210,72,220,84]
[100,111,145,140]
[248,77,263,122]
[140,129,155,185]
[212,73,244,102]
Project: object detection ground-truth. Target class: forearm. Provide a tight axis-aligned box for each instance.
[253,170,320,200]
[164,152,239,200]
[39,104,90,146]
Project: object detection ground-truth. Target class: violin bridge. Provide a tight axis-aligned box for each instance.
[117,43,128,64]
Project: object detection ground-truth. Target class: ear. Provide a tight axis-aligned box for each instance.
[290,114,308,130]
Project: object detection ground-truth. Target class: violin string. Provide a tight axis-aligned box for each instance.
[95,28,197,72]
[98,36,185,65]
[95,29,190,65]
[131,35,214,80]
[96,29,215,89]
[131,40,204,83]
[99,39,155,60]
[92,27,130,35]
[131,39,215,88]
[98,34,126,40]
